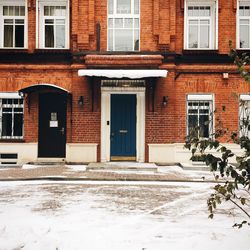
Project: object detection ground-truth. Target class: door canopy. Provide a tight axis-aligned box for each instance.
[78,69,168,79]
[18,84,71,96]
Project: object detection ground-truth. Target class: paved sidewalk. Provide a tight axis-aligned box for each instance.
[0,163,224,182]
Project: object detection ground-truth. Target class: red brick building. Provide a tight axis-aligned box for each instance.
[0,0,249,165]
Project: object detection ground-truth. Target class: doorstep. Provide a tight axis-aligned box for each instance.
[87,162,158,172]
[180,162,210,171]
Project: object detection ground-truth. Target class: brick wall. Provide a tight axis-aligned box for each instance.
[0,0,248,162]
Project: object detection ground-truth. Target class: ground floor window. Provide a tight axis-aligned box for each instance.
[239,94,250,137]
[187,94,213,138]
[0,95,24,139]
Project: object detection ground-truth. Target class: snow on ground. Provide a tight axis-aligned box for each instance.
[65,165,87,171]
[0,181,249,250]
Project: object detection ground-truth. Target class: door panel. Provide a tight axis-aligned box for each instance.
[110,94,136,159]
[38,93,67,157]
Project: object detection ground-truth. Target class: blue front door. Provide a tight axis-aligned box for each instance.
[110,94,136,160]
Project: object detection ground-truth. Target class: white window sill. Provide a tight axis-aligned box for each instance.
[0,48,27,50]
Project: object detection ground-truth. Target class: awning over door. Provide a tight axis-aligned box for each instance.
[78,69,168,79]
[18,83,71,95]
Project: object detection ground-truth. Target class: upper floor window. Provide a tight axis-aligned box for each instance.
[237,1,250,49]
[37,0,69,49]
[0,93,24,139]
[0,1,27,49]
[187,94,214,138]
[184,0,217,50]
[108,0,140,51]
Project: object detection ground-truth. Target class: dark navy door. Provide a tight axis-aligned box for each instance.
[111,94,136,160]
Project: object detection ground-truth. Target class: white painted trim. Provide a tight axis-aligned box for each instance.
[240,94,250,101]
[184,0,218,50]
[237,0,250,49]
[187,94,213,100]
[0,92,21,99]
[78,69,168,78]
[66,143,98,162]
[18,83,71,93]
[186,93,215,138]
[148,143,242,164]
[101,86,145,162]
[37,0,70,49]
[107,0,140,51]
[0,0,27,49]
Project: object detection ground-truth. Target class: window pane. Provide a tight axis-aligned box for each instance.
[188,115,198,136]
[4,19,13,24]
[45,19,54,24]
[193,6,199,16]
[56,25,65,48]
[3,6,8,16]
[200,25,209,48]
[188,7,193,16]
[55,6,61,16]
[15,19,24,24]
[240,23,250,48]
[4,25,13,47]
[20,6,25,16]
[188,24,198,48]
[244,6,250,16]
[15,25,24,47]
[108,29,113,51]
[2,113,12,137]
[114,29,133,51]
[199,115,209,137]
[15,6,19,16]
[115,18,123,28]
[108,0,113,14]
[134,29,139,50]
[44,6,50,15]
[204,6,210,16]
[199,6,205,16]
[14,114,23,137]
[117,0,131,14]
[108,18,113,28]
[56,19,65,25]
[61,6,66,16]
[134,18,139,28]
[134,0,139,14]
[45,25,54,47]
[124,18,133,28]
[240,19,249,25]
[9,6,14,16]
[50,6,55,16]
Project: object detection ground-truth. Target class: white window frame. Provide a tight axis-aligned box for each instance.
[239,94,250,137]
[107,0,140,51]
[237,0,250,49]
[184,0,218,50]
[0,92,24,139]
[36,0,70,49]
[186,94,214,138]
[0,0,27,49]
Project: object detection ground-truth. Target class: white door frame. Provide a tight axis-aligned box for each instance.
[101,87,145,162]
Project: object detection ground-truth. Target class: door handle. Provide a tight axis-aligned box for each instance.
[60,127,65,135]
[119,130,128,134]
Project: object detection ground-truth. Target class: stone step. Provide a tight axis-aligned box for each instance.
[87,162,158,172]
[180,162,210,171]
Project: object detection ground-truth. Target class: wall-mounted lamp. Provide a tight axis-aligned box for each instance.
[162,96,168,106]
[78,96,84,107]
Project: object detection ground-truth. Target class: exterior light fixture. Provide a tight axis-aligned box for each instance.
[162,96,168,106]
[78,96,84,107]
